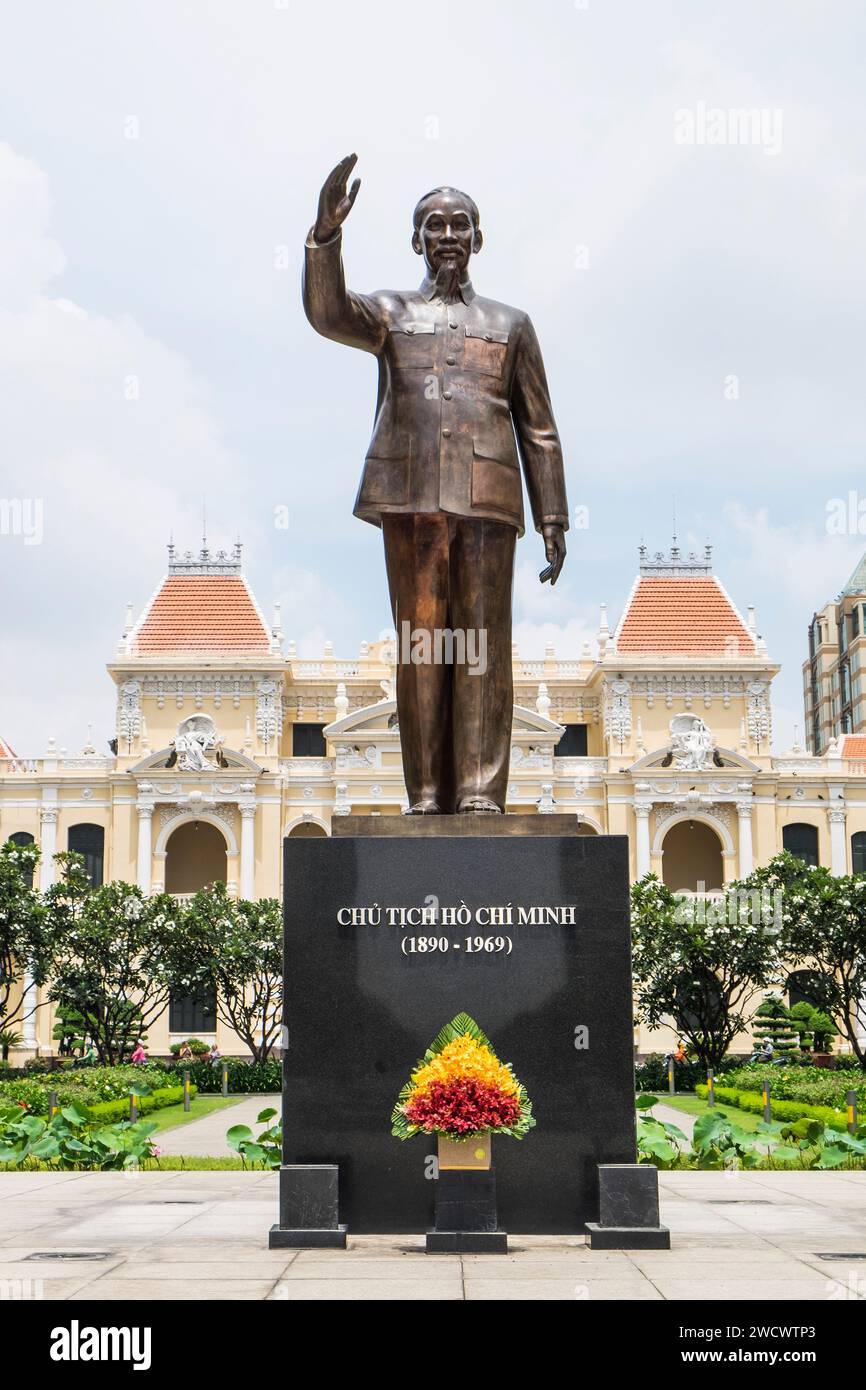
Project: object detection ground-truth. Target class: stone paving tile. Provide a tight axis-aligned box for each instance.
[464,1278,663,1301]
[77,1279,279,1301]
[93,1260,296,1281]
[282,1257,465,1281]
[267,1279,462,1301]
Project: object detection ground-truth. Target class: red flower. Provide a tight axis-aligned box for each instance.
[404,1078,522,1136]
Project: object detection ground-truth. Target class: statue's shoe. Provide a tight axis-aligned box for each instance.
[457,797,502,815]
[404,800,442,815]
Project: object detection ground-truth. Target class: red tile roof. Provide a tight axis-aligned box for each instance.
[0,735,17,759]
[842,736,866,759]
[616,577,755,656]
[130,575,271,655]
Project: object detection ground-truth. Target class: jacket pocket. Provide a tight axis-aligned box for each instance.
[388,321,436,370]
[470,450,522,516]
[361,448,411,505]
[463,325,509,376]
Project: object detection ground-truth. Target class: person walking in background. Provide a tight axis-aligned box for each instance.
[130,1040,147,1064]
[208,1043,221,1065]
[177,1041,193,1061]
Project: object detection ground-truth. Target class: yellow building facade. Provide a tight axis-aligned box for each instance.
[4,539,866,1059]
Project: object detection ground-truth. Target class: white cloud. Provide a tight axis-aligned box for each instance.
[0,142,243,752]
[724,502,864,606]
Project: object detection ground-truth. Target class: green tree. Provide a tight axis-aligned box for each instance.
[179,884,282,1062]
[753,852,866,1067]
[43,854,192,1065]
[0,838,50,1039]
[631,873,781,1070]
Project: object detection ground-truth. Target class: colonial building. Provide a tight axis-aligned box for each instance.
[4,538,866,1058]
[803,551,866,754]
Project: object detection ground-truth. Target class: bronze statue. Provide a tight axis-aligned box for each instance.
[304,155,569,814]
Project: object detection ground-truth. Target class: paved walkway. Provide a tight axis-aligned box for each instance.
[156,1095,280,1157]
[1,1171,865,1300]
[652,1102,697,1138]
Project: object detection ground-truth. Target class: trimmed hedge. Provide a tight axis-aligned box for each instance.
[634,1053,748,1094]
[164,1057,281,1093]
[720,1064,866,1110]
[695,1082,849,1133]
[84,1085,196,1124]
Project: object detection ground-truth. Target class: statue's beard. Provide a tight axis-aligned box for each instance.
[433,260,463,302]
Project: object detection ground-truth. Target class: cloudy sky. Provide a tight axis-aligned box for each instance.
[1,0,865,754]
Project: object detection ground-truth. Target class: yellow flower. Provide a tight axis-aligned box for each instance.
[408,1033,519,1100]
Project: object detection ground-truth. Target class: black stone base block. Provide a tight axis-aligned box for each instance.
[435,1170,499,1232]
[268,1224,348,1249]
[426,1230,508,1253]
[585,1164,670,1250]
[585,1224,670,1250]
[269,1163,347,1248]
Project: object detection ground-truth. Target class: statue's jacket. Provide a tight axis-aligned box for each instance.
[304,230,569,537]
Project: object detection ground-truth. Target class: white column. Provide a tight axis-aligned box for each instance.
[736,801,754,878]
[240,801,256,900]
[136,803,154,894]
[829,806,847,875]
[634,800,652,879]
[21,974,37,1046]
[38,801,57,892]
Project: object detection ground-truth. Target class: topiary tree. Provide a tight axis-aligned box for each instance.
[809,1011,837,1052]
[788,1000,817,1051]
[752,994,799,1055]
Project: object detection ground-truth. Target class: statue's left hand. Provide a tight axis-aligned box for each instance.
[540,524,566,585]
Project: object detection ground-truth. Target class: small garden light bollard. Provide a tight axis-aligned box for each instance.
[48,1090,58,1121]
[668,1061,675,1095]
[221,1061,229,1098]
[129,1091,138,1123]
[847,1090,858,1135]
[762,1079,772,1124]
[707,1069,715,1108]
[183,1070,191,1112]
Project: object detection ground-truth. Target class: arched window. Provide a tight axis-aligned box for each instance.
[6,831,35,888]
[786,968,832,1012]
[68,823,105,887]
[782,823,819,867]
[852,831,866,875]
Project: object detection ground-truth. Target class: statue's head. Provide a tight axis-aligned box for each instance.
[412,187,482,282]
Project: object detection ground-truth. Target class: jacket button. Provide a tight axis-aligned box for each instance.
[442,428,452,438]
[449,321,458,329]
[484,333,492,342]
[406,326,415,334]
[443,391,452,400]
[446,356,456,365]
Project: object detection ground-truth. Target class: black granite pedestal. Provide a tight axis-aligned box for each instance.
[275,821,642,1237]
[268,1163,347,1248]
[426,1169,507,1253]
[585,1163,670,1249]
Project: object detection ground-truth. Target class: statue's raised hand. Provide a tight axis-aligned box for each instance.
[314,153,361,243]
